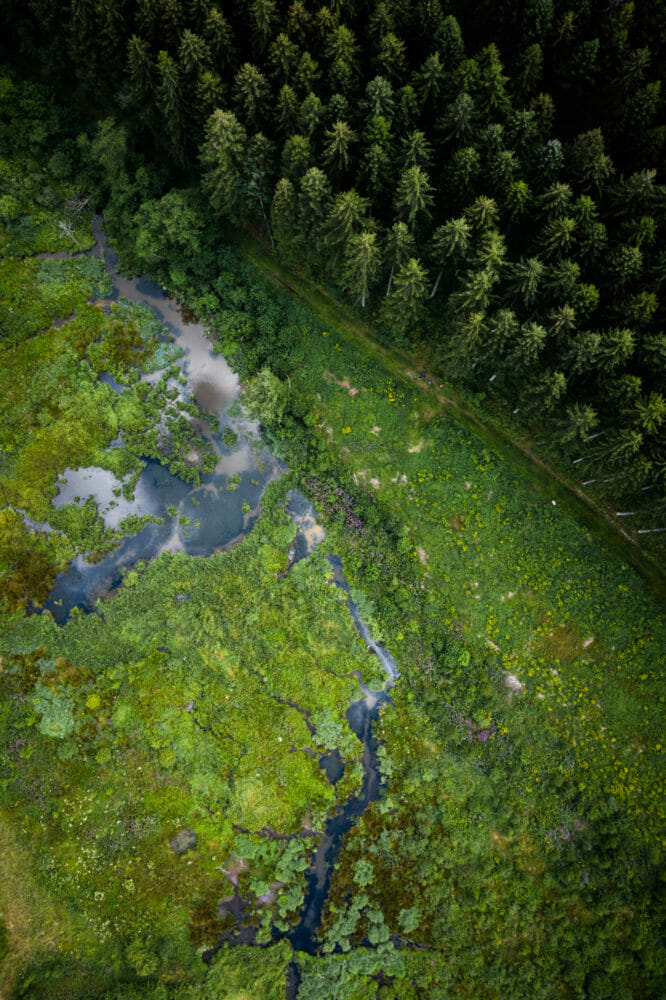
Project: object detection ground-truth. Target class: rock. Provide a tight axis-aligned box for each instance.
[170,829,196,855]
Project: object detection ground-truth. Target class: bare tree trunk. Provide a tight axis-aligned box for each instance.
[386,262,395,297]
[430,269,442,298]
[258,196,274,250]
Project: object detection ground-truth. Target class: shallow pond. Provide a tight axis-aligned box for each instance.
[44,219,283,622]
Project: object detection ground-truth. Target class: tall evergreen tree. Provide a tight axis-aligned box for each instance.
[200,109,248,222]
[343,231,381,307]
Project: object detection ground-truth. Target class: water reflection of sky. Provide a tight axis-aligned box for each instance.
[43,220,284,624]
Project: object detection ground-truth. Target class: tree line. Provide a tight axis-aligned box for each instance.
[1,0,664,524]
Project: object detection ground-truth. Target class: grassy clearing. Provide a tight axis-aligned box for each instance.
[240,236,666,595]
[218,244,666,996]
[0,813,75,1000]
[238,243,665,843]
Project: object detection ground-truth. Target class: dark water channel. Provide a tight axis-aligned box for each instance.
[202,492,401,989]
[42,217,283,622]
[284,509,399,961]
[286,692,385,957]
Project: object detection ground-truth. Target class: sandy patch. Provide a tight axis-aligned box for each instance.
[408,440,424,453]
[324,370,359,396]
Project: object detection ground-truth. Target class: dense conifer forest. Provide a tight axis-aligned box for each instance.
[2,0,665,524]
[0,2,664,999]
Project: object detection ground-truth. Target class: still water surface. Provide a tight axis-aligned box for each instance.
[44,220,283,623]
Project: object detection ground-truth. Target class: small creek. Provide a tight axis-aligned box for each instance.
[286,494,399,959]
[35,222,401,987]
[202,492,400,984]
[42,217,283,623]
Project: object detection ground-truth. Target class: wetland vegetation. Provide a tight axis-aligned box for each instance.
[1,4,665,999]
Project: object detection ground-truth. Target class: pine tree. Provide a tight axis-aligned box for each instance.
[599,328,635,371]
[323,120,357,176]
[156,50,186,161]
[276,84,299,136]
[271,177,300,259]
[233,63,269,126]
[464,196,498,233]
[377,33,407,82]
[204,8,235,68]
[298,92,324,138]
[429,218,471,298]
[196,72,225,126]
[127,35,153,113]
[384,221,415,297]
[249,0,277,53]
[200,109,248,222]
[442,91,476,144]
[505,257,544,308]
[362,76,395,122]
[563,330,601,376]
[558,403,599,445]
[511,320,548,367]
[294,51,320,93]
[179,30,211,80]
[451,267,498,314]
[286,1,311,45]
[400,130,433,171]
[394,166,434,232]
[269,32,299,82]
[446,147,481,208]
[343,231,381,307]
[416,51,446,110]
[566,128,614,193]
[280,134,312,181]
[322,189,369,269]
[299,166,332,259]
[326,24,359,93]
[383,257,428,337]
[541,216,577,258]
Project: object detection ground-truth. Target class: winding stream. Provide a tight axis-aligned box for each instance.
[35,221,401,987]
[263,494,400,968]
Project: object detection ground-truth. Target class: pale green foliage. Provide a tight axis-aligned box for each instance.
[242,367,288,425]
